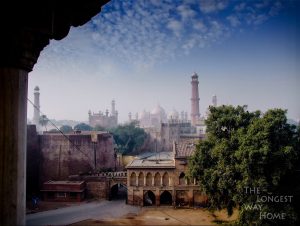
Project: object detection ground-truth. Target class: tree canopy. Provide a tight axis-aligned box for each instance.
[74,123,93,131]
[109,121,147,155]
[59,125,73,133]
[188,105,299,225]
[39,114,49,131]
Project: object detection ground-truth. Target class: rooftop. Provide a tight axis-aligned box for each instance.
[43,180,85,185]
[126,151,175,169]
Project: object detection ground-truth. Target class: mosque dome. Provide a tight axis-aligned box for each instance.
[151,104,166,116]
[168,109,179,120]
[150,104,167,123]
[139,110,149,119]
[34,86,39,91]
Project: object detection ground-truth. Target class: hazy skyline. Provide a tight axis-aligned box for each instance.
[27,0,300,123]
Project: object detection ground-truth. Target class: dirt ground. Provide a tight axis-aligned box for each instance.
[26,199,97,214]
[69,207,238,226]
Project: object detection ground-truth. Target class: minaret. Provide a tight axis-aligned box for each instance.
[128,112,132,122]
[190,72,200,126]
[111,99,116,116]
[33,86,40,126]
[212,95,217,107]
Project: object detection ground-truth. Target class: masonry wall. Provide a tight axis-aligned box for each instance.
[26,125,40,199]
[39,132,116,184]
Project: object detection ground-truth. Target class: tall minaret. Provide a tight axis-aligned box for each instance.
[212,95,217,107]
[111,99,116,116]
[33,86,40,125]
[190,72,200,126]
[128,112,132,122]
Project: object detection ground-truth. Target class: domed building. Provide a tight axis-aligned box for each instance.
[150,104,167,129]
[139,110,151,128]
[168,108,179,121]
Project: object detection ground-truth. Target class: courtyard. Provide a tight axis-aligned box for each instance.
[26,200,237,226]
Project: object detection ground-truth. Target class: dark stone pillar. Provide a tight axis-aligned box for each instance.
[0,1,109,225]
[0,68,28,226]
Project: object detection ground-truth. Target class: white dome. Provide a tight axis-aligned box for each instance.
[151,104,166,115]
[168,109,179,119]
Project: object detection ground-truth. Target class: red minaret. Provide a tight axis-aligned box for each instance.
[190,72,200,126]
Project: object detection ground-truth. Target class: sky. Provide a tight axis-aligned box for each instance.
[27,0,300,124]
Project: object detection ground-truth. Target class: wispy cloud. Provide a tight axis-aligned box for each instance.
[36,0,286,72]
[199,0,228,14]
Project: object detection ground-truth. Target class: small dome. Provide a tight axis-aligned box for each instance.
[168,109,179,120]
[34,86,39,91]
[151,104,166,116]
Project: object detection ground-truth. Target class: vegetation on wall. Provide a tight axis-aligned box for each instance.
[188,105,300,225]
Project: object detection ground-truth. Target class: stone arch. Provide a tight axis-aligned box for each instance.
[130,172,136,186]
[138,172,144,186]
[162,172,169,186]
[146,172,152,186]
[110,183,127,200]
[144,190,156,206]
[154,172,161,186]
[179,172,185,185]
[160,190,172,205]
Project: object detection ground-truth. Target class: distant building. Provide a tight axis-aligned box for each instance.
[138,104,168,129]
[88,100,118,128]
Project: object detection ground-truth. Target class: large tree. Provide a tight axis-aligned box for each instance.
[39,114,49,131]
[109,121,147,155]
[188,105,299,225]
[74,123,93,131]
[59,125,73,133]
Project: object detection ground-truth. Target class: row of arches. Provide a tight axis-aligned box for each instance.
[130,172,170,187]
[144,190,172,206]
[130,172,189,187]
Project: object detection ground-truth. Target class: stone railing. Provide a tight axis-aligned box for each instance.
[96,171,127,178]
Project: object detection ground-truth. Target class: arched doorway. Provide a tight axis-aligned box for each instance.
[138,172,144,186]
[130,172,136,186]
[179,172,185,185]
[144,190,156,206]
[110,183,127,200]
[160,190,172,205]
[154,172,161,186]
[146,172,152,186]
[162,172,169,186]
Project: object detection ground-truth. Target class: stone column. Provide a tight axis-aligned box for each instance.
[0,2,109,225]
[0,68,28,226]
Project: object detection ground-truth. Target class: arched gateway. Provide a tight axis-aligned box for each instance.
[160,190,172,205]
[110,183,127,200]
[144,190,156,206]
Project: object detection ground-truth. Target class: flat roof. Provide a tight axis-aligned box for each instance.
[126,151,175,169]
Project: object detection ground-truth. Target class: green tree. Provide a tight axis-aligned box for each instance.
[109,121,147,154]
[188,106,299,225]
[39,114,49,131]
[94,125,107,131]
[60,125,73,133]
[74,123,93,131]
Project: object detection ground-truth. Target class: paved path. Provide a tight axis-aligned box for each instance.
[26,200,141,226]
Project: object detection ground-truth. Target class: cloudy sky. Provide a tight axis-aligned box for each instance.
[28,0,300,123]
